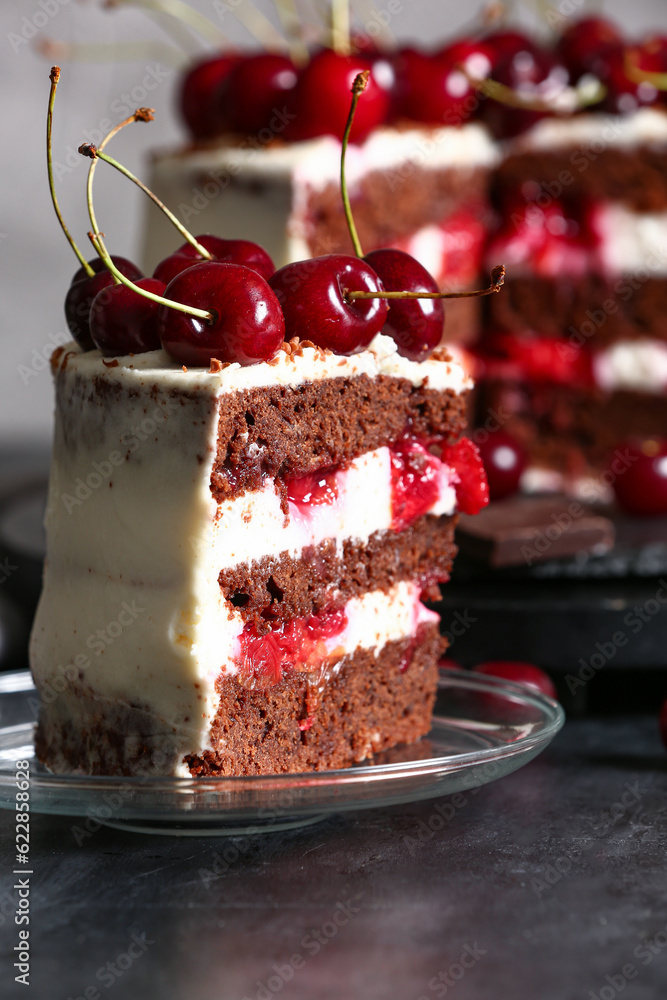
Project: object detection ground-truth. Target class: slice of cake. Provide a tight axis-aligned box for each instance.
[30,336,478,776]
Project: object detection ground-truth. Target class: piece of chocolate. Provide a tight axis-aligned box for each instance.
[456,495,615,568]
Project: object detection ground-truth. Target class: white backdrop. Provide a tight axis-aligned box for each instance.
[1,0,665,446]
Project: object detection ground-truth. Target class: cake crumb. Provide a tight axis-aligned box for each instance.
[102,358,119,368]
[182,365,188,373]
[209,358,223,373]
[430,347,453,363]
[281,341,292,356]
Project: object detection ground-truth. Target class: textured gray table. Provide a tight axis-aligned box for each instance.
[1,716,666,1000]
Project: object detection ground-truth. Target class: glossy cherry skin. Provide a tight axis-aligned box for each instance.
[597,43,660,115]
[481,44,569,138]
[556,17,623,81]
[659,698,667,750]
[363,248,443,360]
[158,262,285,367]
[153,234,275,285]
[477,430,527,501]
[65,256,144,350]
[268,254,388,355]
[90,278,165,357]
[473,661,557,700]
[179,54,239,139]
[484,29,540,66]
[391,41,492,126]
[221,53,298,135]
[611,438,667,516]
[284,50,390,143]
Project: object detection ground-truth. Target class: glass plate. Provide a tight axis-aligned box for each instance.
[0,670,564,836]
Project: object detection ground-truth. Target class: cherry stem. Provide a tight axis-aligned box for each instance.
[624,49,667,89]
[347,265,506,300]
[464,67,606,112]
[36,38,186,68]
[340,72,368,259]
[331,0,351,56]
[89,231,213,322]
[46,67,94,277]
[103,0,230,47]
[79,144,213,261]
[82,108,155,278]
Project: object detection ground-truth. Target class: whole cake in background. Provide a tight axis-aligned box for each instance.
[29,66,494,777]
[84,3,660,494]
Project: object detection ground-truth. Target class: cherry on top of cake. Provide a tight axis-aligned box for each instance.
[46,64,505,368]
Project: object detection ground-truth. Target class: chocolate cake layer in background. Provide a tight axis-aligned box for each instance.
[485,276,667,346]
[218,514,458,628]
[186,624,441,776]
[478,381,667,479]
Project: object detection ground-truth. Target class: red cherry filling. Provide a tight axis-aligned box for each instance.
[153,234,275,285]
[284,50,390,143]
[65,256,144,350]
[238,606,348,686]
[363,248,444,361]
[286,468,339,510]
[158,261,285,367]
[477,430,527,501]
[440,438,489,515]
[472,661,557,700]
[390,438,442,531]
[268,254,388,355]
[90,277,165,357]
[178,54,239,140]
[611,438,667,517]
[478,333,593,387]
[221,53,299,135]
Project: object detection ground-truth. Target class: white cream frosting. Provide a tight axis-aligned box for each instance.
[593,339,667,393]
[511,107,667,153]
[594,204,667,276]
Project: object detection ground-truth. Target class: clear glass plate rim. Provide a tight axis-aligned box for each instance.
[0,669,565,790]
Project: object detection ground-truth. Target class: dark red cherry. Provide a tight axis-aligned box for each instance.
[284,50,390,143]
[598,43,660,114]
[480,44,569,138]
[286,468,338,510]
[268,254,388,355]
[440,437,489,515]
[391,43,491,125]
[90,278,165,357]
[556,17,623,81]
[484,29,540,66]
[477,430,527,501]
[153,234,275,285]
[65,256,144,350]
[473,661,557,700]
[179,54,239,139]
[438,657,463,671]
[158,262,285,367]
[363,248,443,361]
[611,438,667,516]
[659,698,667,750]
[221,53,298,135]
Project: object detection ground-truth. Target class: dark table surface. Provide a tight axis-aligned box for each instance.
[1,714,666,1000]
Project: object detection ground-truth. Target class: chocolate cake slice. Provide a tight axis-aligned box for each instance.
[30,335,479,776]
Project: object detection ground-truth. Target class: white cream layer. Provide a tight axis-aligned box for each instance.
[593,339,667,393]
[511,107,667,153]
[594,204,667,275]
[213,446,457,570]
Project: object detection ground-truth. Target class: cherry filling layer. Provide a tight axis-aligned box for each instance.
[475,333,594,386]
[237,606,348,687]
[395,208,488,287]
[486,199,599,278]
